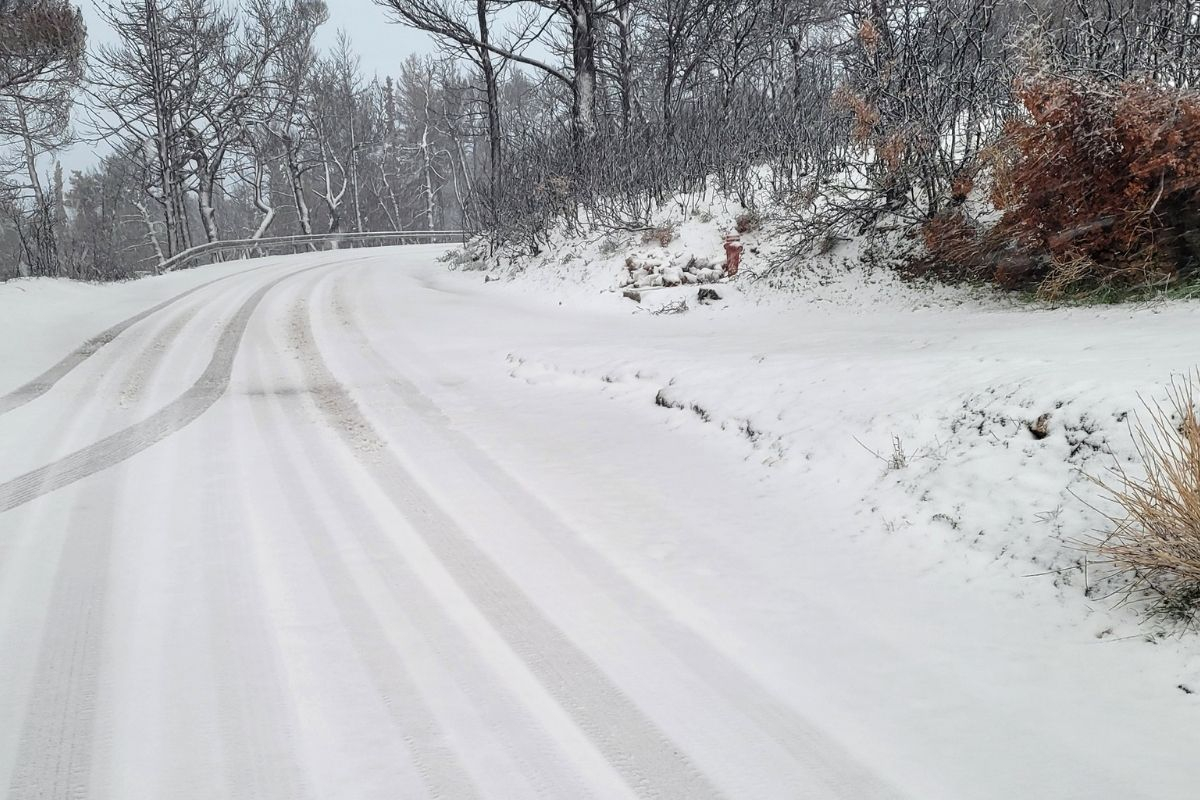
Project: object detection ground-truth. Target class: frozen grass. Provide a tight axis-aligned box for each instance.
[1093,373,1200,619]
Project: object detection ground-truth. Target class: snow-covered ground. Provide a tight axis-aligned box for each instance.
[2,244,1199,799]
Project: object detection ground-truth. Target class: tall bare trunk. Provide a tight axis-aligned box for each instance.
[284,135,312,235]
[476,0,501,221]
[569,0,599,149]
[250,161,276,240]
[420,110,436,231]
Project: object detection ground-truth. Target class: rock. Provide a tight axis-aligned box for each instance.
[623,289,642,302]
[698,287,721,304]
[662,268,682,286]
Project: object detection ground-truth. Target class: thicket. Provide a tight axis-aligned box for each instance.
[4,0,1200,294]
[922,77,1200,297]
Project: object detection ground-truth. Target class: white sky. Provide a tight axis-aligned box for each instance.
[59,0,441,172]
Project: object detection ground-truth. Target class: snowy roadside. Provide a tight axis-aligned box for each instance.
[9,242,1200,630]
[465,216,1200,635]
[349,254,1200,794]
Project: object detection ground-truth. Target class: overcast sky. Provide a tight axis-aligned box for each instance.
[60,0,441,172]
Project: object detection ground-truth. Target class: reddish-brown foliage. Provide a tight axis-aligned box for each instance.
[912,209,1040,289]
[919,211,982,275]
[857,19,881,54]
[833,85,880,144]
[949,172,974,205]
[878,133,907,176]
[993,77,1200,289]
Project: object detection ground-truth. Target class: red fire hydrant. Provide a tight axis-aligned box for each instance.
[723,234,743,277]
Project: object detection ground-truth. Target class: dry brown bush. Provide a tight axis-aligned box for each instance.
[916,211,985,277]
[993,76,1200,289]
[832,85,880,144]
[1093,374,1200,616]
[949,172,974,205]
[911,210,1032,285]
[913,76,1200,294]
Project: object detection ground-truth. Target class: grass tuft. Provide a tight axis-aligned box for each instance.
[1091,373,1200,619]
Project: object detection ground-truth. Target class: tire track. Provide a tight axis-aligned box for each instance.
[327,273,908,800]
[0,261,277,417]
[0,296,191,487]
[255,295,608,799]
[287,290,727,800]
[3,481,117,800]
[0,274,242,642]
[243,311,481,800]
[0,288,228,790]
[0,264,326,515]
[203,374,315,800]
[2,276,262,800]
[117,302,203,409]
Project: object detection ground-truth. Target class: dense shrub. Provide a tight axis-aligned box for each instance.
[911,210,1037,288]
[913,211,987,279]
[992,77,1200,294]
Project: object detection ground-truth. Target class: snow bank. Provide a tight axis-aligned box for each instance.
[497,258,1200,624]
[458,187,1200,620]
[454,182,1004,319]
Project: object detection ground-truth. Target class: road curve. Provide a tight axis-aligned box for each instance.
[0,250,917,799]
[0,264,323,513]
[0,261,278,418]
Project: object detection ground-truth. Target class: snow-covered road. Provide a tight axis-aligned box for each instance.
[1,247,1197,799]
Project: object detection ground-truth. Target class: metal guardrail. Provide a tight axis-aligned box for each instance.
[159,230,470,273]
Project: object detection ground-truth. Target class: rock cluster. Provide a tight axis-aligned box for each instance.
[620,254,725,288]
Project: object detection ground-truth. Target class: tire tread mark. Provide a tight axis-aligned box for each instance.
[258,342,602,800]
[118,303,203,409]
[4,483,115,800]
[289,295,727,800]
[245,331,480,800]
[207,347,316,800]
[0,265,323,515]
[331,275,909,800]
[0,262,274,417]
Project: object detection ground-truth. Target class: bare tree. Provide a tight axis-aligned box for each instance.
[0,0,85,276]
[374,0,506,219]
[0,0,85,97]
